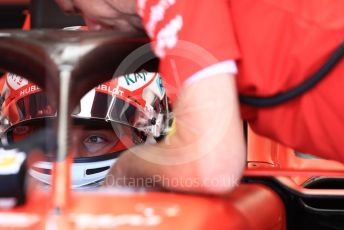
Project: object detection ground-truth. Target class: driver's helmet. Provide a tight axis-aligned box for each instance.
[0,72,172,189]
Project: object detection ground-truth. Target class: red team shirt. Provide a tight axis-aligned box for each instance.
[138,0,344,162]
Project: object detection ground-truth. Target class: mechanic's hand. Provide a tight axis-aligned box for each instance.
[55,0,143,31]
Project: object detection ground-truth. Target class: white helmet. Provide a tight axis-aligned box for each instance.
[0,72,172,189]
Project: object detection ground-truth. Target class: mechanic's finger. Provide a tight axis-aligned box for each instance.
[55,0,78,14]
[84,17,113,30]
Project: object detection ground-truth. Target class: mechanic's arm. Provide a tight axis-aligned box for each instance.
[107,73,246,194]
[55,0,246,193]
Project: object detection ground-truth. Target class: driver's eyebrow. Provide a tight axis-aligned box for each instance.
[76,125,114,131]
[72,119,113,130]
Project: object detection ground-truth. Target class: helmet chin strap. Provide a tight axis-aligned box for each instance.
[29,152,120,189]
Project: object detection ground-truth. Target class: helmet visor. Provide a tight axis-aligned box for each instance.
[2,90,148,132]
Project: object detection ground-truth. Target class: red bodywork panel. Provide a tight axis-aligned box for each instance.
[246,126,344,185]
[0,183,285,230]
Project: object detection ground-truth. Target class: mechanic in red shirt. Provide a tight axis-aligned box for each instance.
[55,0,344,193]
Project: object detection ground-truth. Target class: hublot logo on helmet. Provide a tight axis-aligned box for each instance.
[20,85,41,97]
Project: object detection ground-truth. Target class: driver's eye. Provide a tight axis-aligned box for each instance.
[83,135,108,153]
[85,135,106,144]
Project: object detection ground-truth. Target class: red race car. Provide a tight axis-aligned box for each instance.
[0,1,343,230]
